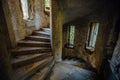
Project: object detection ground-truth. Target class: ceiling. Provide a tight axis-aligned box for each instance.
[58,0,111,23]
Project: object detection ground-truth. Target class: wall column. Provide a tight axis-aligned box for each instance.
[51,0,63,62]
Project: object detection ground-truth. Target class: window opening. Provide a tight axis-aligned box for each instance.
[21,0,29,20]
[44,0,50,12]
[86,22,99,51]
[67,25,75,48]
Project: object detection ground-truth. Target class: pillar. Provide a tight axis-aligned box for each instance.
[51,0,63,62]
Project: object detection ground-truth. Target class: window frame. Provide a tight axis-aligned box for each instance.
[44,0,50,12]
[86,22,99,52]
[66,25,75,48]
[20,0,29,20]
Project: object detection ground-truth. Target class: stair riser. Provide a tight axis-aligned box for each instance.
[12,54,51,69]
[25,37,50,42]
[12,49,52,56]
[18,43,51,47]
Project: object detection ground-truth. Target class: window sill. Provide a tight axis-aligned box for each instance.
[65,44,74,49]
[86,46,95,52]
[23,18,33,22]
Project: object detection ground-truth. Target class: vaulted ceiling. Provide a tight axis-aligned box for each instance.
[57,0,119,23]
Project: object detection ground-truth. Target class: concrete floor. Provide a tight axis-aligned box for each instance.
[49,62,95,80]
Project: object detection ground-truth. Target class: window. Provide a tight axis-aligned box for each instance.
[67,25,75,48]
[86,22,99,52]
[21,0,29,20]
[44,0,50,12]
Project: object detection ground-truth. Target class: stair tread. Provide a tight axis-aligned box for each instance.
[11,47,52,56]
[42,27,50,30]
[26,35,50,42]
[18,40,51,47]
[11,47,51,52]
[18,40,50,44]
[14,56,53,80]
[26,35,50,39]
[34,31,50,34]
[42,28,50,31]
[11,54,48,64]
[33,31,50,37]
[11,53,52,68]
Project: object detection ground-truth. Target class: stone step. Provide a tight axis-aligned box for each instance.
[18,40,51,47]
[11,47,52,56]
[11,53,52,68]
[14,56,53,80]
[41,28,51,33]
[27,59,55,80]
[33,31,50,37]
[26,36,50,42]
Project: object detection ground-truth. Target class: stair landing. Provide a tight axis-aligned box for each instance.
[49,62,95,80]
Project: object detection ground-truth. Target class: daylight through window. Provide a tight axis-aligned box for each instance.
[67,25,75,48]
[21,0,29,20]
[45,0,50,11]
[86,22,99,51]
